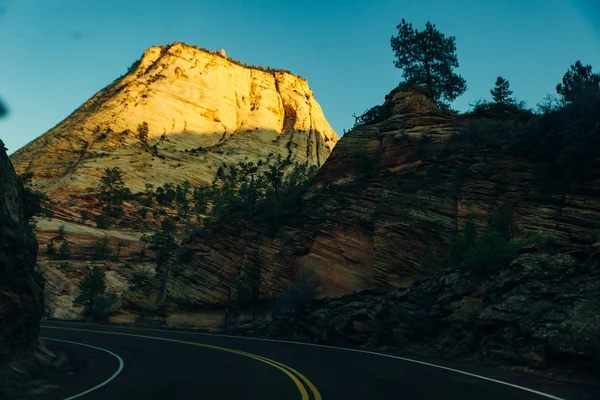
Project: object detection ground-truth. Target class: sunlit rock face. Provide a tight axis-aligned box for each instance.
[11,42,338,195]
[9,42,338,319]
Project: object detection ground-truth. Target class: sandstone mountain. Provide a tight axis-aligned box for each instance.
[11,42,338,198]
[119,85,600,328]
[8,42,338,318]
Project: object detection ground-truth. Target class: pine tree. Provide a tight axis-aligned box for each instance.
[94,234,112,260]
[556,61,600,101]
[490,77,514,105]
[97,167,130,224]
[148,217,177,266]
[73,266,107,315]
[59,240,71,259]
[390,19,467,105]
[137,121,149,142]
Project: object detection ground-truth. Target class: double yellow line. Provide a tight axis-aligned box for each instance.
[42,326,322,400]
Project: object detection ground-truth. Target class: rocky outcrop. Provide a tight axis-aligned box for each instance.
[232,247,600,382]
[8,42,338,319]
[0,139,45,388]
[120,85,600,325]
[11,42,338,196]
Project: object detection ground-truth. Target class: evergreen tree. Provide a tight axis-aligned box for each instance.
[490,77,514,105]
[73,266,106,315]
[59,240,71,259]
[57,224,66,239]
[556,61,600,101]
[390,19,467,105]
[137,121,149,142]
[148,217,177,266]
[94,234,112,260]
[97,167,130,224]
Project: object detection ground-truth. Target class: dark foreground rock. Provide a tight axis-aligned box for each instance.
[232,248,600,384]
[0,139,47,396]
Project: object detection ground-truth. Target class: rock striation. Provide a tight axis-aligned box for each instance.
[119,85,600,328]
[8,42,338,319]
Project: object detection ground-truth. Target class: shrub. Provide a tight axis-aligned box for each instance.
[129,271,151,287]
[420,218,533,273]
[277,269,323,314]
[73,266,109,319]
[57,224,66,239]
[90,292,118,321]
[352,104,389,128]
[95,214,110,229]
[94,234,111,260]
[58,240,71,259]
[47,241,57,255]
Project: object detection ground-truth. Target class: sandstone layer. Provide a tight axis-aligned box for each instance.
[9,42,338,319]
[120,86,600,327]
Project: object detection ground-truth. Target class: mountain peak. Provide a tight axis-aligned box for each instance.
[11,43,338,195]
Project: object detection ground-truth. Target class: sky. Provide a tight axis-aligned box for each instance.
[0,0,599,154]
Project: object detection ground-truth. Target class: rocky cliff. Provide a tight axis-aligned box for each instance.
[232,246,600,383]
[0,138,45,391]
[8,42,338,319]
[119,85,600,328]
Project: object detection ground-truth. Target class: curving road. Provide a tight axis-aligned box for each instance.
[39,321,574,400]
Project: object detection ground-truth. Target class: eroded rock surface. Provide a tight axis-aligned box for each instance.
[120,85,600,325]
[232,248,600,382]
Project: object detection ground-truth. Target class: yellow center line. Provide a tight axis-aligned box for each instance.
[42,326,321,400]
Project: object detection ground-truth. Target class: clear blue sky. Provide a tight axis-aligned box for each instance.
[0,0,599,154]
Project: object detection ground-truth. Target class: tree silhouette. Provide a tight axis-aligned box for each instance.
[137,121,149,142]
[73,266,107,315]
[97,167,130,224]
[390,19,467,105]
[556,61,600,101]
[148,217,177,266]
[491,77,514,105]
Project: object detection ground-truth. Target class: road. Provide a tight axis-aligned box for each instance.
[39,321,572,400]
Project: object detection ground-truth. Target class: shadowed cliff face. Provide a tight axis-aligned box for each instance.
[119,85,600,328]
[232,248,600,383]
[0,139,43,358]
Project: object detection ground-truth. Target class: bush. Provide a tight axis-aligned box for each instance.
[46,241,57,255]
[95,214,110,229]
[57,224,66,239]
[94,234,111,260]
[58,240,71,259]
[277,269,323,314]
[352,104,389,128]
[90,292,118,321]
[129,271,151,287]
[420,218,533,273]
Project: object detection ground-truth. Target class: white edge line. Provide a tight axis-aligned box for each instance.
[40,336,124,400]
[42,321,565,400]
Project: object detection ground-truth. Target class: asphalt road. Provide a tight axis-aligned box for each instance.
[38,321,578,400]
